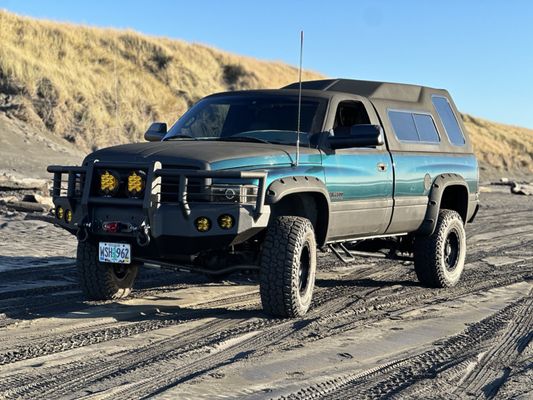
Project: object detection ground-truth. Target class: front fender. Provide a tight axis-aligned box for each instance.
[265,176,331,247]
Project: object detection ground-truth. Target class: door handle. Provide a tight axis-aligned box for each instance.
[377,162,387,172]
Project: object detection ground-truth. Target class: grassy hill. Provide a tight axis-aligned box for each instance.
[0,10,531,179]
[0,10,322,151]
[460,114,533,178]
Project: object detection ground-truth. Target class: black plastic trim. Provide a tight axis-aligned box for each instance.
[417,173,470,236]
[265,176,330,205]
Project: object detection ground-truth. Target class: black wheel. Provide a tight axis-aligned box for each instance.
[414,209,466,288]
[259,216,317,318]
[76,241,139,300]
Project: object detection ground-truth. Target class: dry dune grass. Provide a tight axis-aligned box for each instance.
[0,10,531,177]
[461,114,533,176]
[0,10,321,150]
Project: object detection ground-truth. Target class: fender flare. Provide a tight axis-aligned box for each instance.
[417,173,470,236]
[265,176,331,246]
[265,176,330,205]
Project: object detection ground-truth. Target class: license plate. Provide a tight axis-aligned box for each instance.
[99,242,131,264]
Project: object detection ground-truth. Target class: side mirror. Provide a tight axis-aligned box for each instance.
[327,124,384,149]
[144,122,167,142]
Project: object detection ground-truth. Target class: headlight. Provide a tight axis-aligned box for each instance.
[99,170,120,196]
[209,184,258,203]
[127,170,146,197]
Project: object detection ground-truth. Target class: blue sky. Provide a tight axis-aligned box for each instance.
[1,0,532,128]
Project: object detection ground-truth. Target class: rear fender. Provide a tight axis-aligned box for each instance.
[417,173,469,236]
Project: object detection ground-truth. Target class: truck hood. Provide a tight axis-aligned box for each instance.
[85,140,321,170]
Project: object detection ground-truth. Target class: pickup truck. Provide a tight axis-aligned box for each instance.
[48,79,479,318]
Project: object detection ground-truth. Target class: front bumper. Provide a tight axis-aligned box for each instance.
[48,162,270,256]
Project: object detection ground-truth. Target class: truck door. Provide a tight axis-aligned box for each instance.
[322,99,394,240]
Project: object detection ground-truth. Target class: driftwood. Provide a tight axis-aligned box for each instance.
[3,200,50,213]
[0,175,49,192]
[490,179,532,196]
[24,213,55,223]
[511,183,533,196]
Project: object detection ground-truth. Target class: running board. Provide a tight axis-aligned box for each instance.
[328,244,413,264]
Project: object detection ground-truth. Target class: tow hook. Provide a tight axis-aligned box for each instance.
[135,222,151,247]
[76,222,91,242]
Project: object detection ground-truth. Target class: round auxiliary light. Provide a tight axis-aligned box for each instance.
[218,214,234,230]
[127,170,146,197]
[99,170,120,196]
[195,217,211,232]
[65,209,73,223]
[56,206,64,220]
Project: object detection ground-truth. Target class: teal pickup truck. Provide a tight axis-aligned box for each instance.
[48,79,479,317]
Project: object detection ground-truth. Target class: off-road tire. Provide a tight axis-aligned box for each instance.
[414,209,466,288]
[259,216,317,318]
[77,241,139,300]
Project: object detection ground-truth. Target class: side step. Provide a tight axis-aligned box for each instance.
[328,243,413,264]
[328,243,355,263]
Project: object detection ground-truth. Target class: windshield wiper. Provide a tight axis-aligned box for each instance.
[218,136,271,144]
[165,134,198,141]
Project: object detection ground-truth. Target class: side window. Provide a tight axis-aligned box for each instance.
[333,101,370,137]
[388,110,418,141]
[413,113,440,142]
[432,96,465,145]
[388,110,440,143]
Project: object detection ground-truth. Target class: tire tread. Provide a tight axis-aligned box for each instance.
[259,216,315,318]
[414,209,465,288]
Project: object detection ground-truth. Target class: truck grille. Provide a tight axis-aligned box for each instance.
[159,167,209,204]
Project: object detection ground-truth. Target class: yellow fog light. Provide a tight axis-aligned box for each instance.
[218,214,234,230]
[195,217,211,232]
[65,209,73,223]
[127,171,145,197]
[100,170,119,195]
[56,206,64,220]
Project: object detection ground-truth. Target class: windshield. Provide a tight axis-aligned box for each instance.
[163,94,327,145]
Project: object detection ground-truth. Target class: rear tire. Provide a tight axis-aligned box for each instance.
[259,216,317,318]
[77,241,139,300]
[414,209,466,287]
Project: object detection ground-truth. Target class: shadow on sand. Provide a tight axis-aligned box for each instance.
[0,256,260,323]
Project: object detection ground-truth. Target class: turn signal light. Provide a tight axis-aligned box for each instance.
[218,214,234,229]
[56,206,64,220]
[100,170,119,195]
[195,217,211,232]
[127,171,145,197]
[65,209,73,223]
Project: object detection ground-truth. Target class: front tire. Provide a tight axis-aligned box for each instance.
[414,209,466,287]
[77,241,139,300]
[259,216,317,318]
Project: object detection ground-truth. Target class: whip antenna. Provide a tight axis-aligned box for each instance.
[295,30,304,167]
